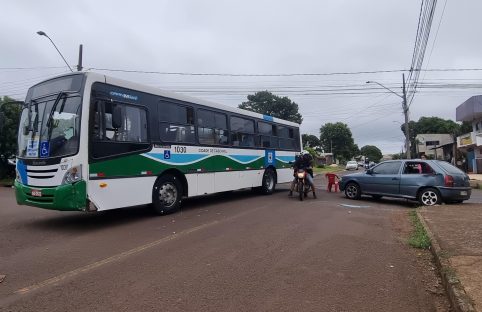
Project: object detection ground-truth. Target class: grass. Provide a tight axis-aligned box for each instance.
[313,166,344,174]
[408,210,431,249]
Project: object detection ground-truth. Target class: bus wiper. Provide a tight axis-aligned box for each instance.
[28,99,40,141]
[26,99,38,133]
[46,92,67,143]
[46,92,66,129]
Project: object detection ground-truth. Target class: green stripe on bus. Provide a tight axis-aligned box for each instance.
[89,154,289,178]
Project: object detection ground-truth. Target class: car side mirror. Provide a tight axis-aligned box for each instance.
[366,169,373,174]
[111,106,122,129]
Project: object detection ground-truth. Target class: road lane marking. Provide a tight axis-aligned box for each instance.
[14,205,266,296]
[340,204,371,208]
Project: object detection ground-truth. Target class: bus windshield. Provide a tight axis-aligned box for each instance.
[18,95,81,158]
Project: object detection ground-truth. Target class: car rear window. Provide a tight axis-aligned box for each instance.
[435,161,465,175]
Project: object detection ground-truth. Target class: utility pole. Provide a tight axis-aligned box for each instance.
[77,44,83,71]
[366,75,411,159]
[402,74,411,159]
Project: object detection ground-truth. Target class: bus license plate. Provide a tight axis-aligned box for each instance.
[460,191,467,196]
[31,189,42,197]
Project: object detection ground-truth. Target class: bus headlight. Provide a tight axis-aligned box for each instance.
[62,165,82,184]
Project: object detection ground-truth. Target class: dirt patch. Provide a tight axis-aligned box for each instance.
[391,209,452,312]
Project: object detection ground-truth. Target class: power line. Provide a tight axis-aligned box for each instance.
[87,67,407,77]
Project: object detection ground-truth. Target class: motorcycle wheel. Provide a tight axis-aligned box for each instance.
[298,182,304,201]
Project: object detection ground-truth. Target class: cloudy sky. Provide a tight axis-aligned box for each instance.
[2,0,482,154]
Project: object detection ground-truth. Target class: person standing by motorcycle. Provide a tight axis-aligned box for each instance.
[289,152,316,198]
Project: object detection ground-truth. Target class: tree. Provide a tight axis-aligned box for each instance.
[319,122,358,162]
[302,134,321,149]
[239,91,303,124]
[360,145,383,163]
[400,117,466,156]
[0,96,23,178]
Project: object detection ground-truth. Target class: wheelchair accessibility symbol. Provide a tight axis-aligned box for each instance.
[164,150,171,159]
[267,152,273,164]
[40,141,50,158]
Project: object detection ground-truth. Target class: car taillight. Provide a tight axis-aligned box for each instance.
[444,175,454,187]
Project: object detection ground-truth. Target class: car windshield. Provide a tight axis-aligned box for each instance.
[17,95,81,158]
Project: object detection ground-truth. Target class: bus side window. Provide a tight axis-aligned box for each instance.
[230,116,254,148]
[159,102,195,144]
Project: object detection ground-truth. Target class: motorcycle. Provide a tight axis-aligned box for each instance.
[293,168,313,201]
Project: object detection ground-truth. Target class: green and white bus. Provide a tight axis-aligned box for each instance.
[15,72,301,214]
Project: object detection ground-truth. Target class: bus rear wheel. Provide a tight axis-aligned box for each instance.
[152,175,183,215]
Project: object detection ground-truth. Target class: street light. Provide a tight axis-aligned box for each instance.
[37,31,73,72]
[366,75,411,159]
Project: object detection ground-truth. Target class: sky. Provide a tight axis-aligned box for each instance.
[1,0,482,154]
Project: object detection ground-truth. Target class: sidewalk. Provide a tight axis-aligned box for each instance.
[418,203,482,312]
[469,174,482,189]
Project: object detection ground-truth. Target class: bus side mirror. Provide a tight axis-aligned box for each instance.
[112,106,122,129]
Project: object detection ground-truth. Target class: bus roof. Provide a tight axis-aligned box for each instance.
[34,72,300,128]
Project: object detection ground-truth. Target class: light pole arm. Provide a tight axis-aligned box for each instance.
[366,81,403,99]
[37,31,73,72]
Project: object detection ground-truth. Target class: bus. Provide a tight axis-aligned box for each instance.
[15,72,301,214]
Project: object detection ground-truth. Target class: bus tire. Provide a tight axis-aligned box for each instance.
[152,174,183,215]
[260,168,276,195]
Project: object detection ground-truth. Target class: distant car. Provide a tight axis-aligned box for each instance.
[345,161,358,171]
[339,159,471,206]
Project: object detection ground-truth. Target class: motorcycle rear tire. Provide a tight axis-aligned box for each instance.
[298,182,304,201]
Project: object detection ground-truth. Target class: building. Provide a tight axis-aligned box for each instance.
[415,133,454,160]
[315,152,334,166]
[456,95,482,173]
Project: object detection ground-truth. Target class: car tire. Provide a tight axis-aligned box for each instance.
[345,182,361,200]
[418,187,441,206]
[260,168,276,195]
[152,175,183,215]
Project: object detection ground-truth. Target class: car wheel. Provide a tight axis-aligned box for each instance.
[260,168,276,195]
[345,182,361,200]
[152,175,183,215]
[418,188,441,206]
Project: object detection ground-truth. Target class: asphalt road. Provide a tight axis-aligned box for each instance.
[0,174,460,312]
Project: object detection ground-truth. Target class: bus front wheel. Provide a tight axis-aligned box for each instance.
[260,168,276,195]
[152,175,183,215]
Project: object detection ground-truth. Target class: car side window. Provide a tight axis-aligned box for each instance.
[372,162,401,174]
[403,162,422,174]
[403,162,435,174]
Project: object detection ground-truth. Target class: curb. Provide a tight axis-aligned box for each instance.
[416,209,476,312]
